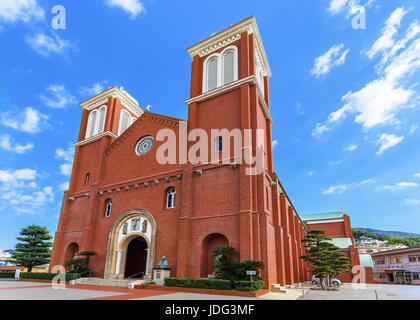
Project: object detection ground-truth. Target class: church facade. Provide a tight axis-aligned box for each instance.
[50,16,310,286]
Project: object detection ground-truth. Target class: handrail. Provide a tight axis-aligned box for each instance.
[74,270,93,279]
[127,272,145,280]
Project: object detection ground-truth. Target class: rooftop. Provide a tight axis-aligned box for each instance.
[300,211,346,222]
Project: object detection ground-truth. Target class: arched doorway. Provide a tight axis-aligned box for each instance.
[201,233,229,278]
[124,236,148,278]
[64,243,79,262]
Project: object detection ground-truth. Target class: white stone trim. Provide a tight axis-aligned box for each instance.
[187,16,272,78]
[74,131,118,147]
[80,86,143,117]
[186,75,271,121]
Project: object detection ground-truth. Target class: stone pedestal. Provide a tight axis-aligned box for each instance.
[153,268,171,285]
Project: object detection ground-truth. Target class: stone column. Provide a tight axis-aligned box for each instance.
[115,250,123,276]
[145,248,150,277]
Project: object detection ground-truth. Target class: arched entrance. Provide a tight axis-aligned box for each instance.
[201,233,229,278]
[124,236,148,278]
[64,243,79,262]
[104,209,157,280]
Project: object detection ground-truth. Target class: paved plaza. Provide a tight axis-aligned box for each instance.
[299,283,420,300]
[1,280,419,300]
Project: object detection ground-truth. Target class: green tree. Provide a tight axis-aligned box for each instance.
[211,246,265,281]
[300,230,351,289]
[212,246,240,280]
[64,258,87,273]
[9,225,53,272]
[79,251,97,270]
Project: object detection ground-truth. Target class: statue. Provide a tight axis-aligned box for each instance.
[157,256,168,269]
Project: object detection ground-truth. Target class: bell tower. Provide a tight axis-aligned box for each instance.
[69,86,144,192]
[185,16,274,173]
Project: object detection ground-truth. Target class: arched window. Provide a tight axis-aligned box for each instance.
[207,57,219,92]
[118,110,131,135]
[105,199,112,217]
[215,136,223,152]
[222,47,238,85]
[96,106,106,135]
[86,110,97,139]
[203,46,238,93]
[166,188,176,209]
[85,105,107,139]
[85,173,90,185]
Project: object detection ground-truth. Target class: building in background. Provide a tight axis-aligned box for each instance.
[0,250,12,266]
[301,211,374,283]
[372,246,420,285]
[356,236,407,254]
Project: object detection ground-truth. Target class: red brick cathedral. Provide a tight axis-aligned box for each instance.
[50,16,310,286]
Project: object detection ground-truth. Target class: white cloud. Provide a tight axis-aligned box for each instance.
[414,173,420,178]
[0,168,36,182]
[328,0,376,17]
[411,124,419,134]
[55,146,74,163]
[59,163,72,176]
[323,184,349,194]
[1,107,49,133]
[314,8,420,136]
[405,198,420,206]
[26,32,76,57]
[308,171,316,176]
[0,167,54,215]
[344,144,358,151]
[376,133,404,155]
[323,178,375,195]
[311,44,349,77]
[0,134,34,153]
[376,181,418,192]
[79,81,108,97]
[40,84,76,109]
[105,0,146,19]
[55,146,74,176]
[272,140,278,148]
[0,0,44,23]
[58,182,69,192]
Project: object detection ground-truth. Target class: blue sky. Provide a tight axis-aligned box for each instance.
[0,0,419,249]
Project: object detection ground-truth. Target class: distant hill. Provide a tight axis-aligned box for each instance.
[352,228,420,248]
[355,228,420,239]
[2,249,14,254]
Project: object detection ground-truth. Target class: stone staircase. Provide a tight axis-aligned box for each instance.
[70,277,139,288]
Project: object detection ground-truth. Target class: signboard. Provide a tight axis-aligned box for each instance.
[246,270,256,276]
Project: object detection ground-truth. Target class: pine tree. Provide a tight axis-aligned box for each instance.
[300,230,351,289]
[9,225,53,272]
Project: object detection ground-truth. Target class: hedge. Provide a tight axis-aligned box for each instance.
[0,272,14,278]
[20,272,80,281]
[164,277,265,292]
[232,280,265,292]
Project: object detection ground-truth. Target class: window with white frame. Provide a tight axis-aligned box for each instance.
[203,46,238,93]
[85,105,107,139]
[166,188,176,209]
[215,136,223,152]
[118,109,132,135]
[105,199,112,217]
